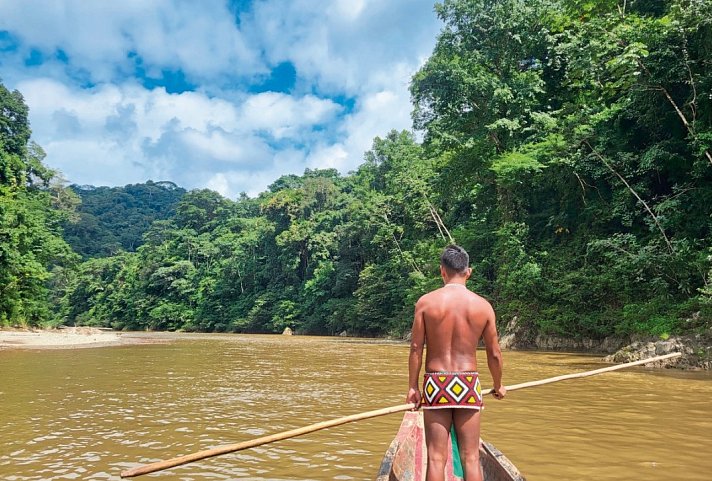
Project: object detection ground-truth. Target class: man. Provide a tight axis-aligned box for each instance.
[406,244,506,481]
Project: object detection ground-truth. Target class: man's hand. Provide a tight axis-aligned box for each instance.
[406,387,421,410]
[492,385,507,400]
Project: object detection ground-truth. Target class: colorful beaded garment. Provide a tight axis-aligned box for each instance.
[422,371,483,409]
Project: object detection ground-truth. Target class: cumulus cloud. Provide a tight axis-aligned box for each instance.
[306,63,416,173]
[245,0,439,95]
[18,78,340,195]
[240,92,342,140]
[0,1,440,197]
[0,0,262,85]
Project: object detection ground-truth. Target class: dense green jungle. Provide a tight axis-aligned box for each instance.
[1,0,711,339]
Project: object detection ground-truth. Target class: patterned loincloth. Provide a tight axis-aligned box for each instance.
[422,371,483,410]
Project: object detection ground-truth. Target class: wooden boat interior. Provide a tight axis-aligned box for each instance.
[376,411,525,481]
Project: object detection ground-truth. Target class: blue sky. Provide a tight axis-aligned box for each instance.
[0,0,441,197]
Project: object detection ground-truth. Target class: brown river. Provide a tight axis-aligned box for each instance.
[1,334,711,481]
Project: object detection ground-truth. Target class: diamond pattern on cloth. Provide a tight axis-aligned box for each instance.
[421,371,483,410]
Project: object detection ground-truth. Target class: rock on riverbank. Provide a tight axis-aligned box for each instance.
[499,317,712,370]
[604,334,712,370]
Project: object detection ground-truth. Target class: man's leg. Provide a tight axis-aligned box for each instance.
[423,409,453,481]
[453,409,482,481]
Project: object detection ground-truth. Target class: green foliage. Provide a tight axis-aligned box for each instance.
[6,1,712,338]
[491,152,545,180]
[409,0,712,338]
[63,181,186,258]
[54,132,451,335]
[494,222,543,303]
[0,81,78,326]
[0,84,30,162]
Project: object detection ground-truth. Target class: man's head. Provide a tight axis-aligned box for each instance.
[440,244,471,279]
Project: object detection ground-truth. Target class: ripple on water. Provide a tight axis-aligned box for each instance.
[1,335,711,480]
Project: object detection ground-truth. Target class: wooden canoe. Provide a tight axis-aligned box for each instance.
[376,411,525,481]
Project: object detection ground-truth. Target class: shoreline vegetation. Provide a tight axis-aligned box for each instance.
[2,1,711,347]
[2,327,708,371]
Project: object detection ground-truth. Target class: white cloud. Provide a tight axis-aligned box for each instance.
[329,0,368,20]
[245,0,439,96]
[241,0,439,173]
[307,63,415,173]
[41,138,135,187]
[181,129,247,163]
[0,0,262,84]
[205,148,309,197]
[17,78,344,196]
[1,1,441,197]
[240,92,341,140]
[306,143,349,171]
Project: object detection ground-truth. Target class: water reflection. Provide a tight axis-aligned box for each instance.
[1,334,711,480]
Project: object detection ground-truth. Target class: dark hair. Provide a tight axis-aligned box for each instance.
[440,244,469,275]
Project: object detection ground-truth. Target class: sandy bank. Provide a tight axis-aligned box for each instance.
[0,327,168,350]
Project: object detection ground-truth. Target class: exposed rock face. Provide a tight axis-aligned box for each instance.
[531,335,629,352]
[282,327,293,336]
[499,316,536,349]
[499,317,712,370]
[605,334,712,370]
[499,317,628,353]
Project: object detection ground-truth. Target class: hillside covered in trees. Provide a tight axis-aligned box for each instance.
[63,181,186,258]
[2,0,711,338]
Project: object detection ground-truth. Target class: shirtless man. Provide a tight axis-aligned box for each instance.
[406,245,506,481]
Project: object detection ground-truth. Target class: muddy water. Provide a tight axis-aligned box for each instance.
[1,334,710,480]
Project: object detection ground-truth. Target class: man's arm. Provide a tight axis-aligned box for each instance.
[482,304,506,399]
[406,298,426,408]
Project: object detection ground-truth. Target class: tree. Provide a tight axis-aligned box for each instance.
[0,81,78,326]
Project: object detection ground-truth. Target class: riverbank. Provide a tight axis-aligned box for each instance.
[0,327,170,350]
[499,316,712,370]
[4,325,710,369]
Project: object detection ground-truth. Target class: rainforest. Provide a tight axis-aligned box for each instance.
[1,0,710,339]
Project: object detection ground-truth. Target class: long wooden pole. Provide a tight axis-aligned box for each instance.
[120,403,414,478]
[480,351,681,396]
[120,352,680,478]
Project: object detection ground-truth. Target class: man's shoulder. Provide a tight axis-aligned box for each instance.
[416,287,447,306]
[468,291,496,316]
[416,290,438,305]
[468,290,492,304]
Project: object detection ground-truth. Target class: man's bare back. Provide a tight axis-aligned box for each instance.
[406,245,505,481]
[417,284,496,373]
